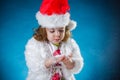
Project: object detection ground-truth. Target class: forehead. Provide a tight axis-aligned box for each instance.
[46,27,65,30]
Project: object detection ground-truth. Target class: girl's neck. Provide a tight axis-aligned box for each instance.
[52,43,60,47]
[48,41,61,49]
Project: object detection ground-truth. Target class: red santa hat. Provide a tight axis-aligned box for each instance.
[36,0,76,30]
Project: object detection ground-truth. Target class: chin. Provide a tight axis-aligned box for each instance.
[53,41,60,44]
[54,42,60,44]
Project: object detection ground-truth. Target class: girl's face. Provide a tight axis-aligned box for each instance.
[46,27,65,44]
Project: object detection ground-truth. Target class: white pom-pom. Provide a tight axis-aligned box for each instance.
[67,20,77,31]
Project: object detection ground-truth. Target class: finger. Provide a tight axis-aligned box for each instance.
[68,53,73,58]
[63,56,73,64]
[56,55,65,63]
[62,57,70,64]
[67,55,73,63]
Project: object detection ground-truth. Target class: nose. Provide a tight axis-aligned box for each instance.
[55,31,60,37]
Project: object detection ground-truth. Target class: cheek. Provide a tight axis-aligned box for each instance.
[47,34,53,41]
[61,32,65,38]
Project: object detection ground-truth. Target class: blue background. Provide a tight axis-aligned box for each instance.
[0,0,120,80]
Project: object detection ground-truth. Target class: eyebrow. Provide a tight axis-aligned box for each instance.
[59,28,64,29]
[56,27,65,30]
[48,28,54,30]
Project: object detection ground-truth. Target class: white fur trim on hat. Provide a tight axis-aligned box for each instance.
[67,20,77,30]
[36,11,70,28]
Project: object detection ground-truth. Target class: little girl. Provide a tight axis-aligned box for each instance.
[24,0,84,80]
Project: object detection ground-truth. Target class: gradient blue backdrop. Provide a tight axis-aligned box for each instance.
[0,0,120,80]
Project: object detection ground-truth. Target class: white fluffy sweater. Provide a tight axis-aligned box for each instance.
[24,37,84,80]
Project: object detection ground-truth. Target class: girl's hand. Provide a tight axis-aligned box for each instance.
[62,54,75,70]
[45,55,65,68]
[45,58,55,68]
[55,54,65,63]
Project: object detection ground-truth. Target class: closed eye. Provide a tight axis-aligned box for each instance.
[49,30,55,33]
[59,30,64,33]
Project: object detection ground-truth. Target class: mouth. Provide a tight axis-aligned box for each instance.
[54,39,60,41]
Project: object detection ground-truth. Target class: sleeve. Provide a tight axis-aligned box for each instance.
[24,38,49,79]
[70,39,84,74]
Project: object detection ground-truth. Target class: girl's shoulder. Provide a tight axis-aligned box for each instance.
[25,37,44,48]
[66,38,80,48]
[27,37,39,44]
[66,38,77,45]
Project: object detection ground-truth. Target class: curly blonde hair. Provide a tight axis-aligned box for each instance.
[33,26,71,42]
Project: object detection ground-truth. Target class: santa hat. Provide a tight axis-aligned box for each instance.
[36,0,77,30]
